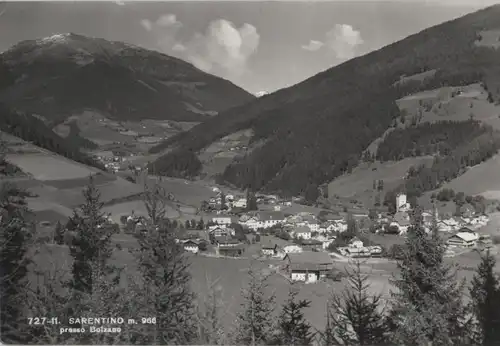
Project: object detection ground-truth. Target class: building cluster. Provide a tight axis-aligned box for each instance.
[445,227,492,249]
[374,193,489,237]
[205,187,292,213]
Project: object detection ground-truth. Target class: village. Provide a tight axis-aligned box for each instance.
[119,187,493,285]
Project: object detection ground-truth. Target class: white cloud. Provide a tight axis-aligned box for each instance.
[140,19,152,32]
[172,43,186,52]
[184,19,260,77]
[301,40,324,51]
[156,14,182,28]
[325,24,364,60]
[141,15,259,78]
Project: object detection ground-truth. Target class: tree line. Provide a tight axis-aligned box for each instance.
[376,120,492,161]
[382,127,500,206]
[3,174,500,344]
[0,104,104,170]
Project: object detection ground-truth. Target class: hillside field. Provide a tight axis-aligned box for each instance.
[436,153,500,199]
[327,157,433,204]
[6,153,99,181]
[396,83,500,130]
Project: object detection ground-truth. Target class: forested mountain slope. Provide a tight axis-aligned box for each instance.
[150,5,500,199]
[0,104,104,170]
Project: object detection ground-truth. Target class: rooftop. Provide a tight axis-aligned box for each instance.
[285,251,332,265]
[450,232,479,242]
[258,211,287,221]
[294,225,312,234]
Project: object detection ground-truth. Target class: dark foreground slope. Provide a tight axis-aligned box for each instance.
[0,33,254,124]
[150,5,500,199]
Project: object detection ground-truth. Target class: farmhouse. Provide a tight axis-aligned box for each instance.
[300,239,323,252]
[261,241,277,256]
[258,211,286,228]
[293,226,312,239]
[218,244,246,257]
[283,244,303,255]
[283,252,334,284]
[183,240,200,254]
[211,215,234,225]
[209,226,233,238]
[239,215,260,230]
[447,231,479,248]
[348,237,364,249]
[215,237,241,247]
[232,198,247,209]
[390,211,410,234]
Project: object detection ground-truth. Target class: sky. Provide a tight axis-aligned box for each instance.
[0,1,496,94]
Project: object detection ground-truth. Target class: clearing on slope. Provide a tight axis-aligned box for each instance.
[6,153,99,181]
[327,157,434,204]
[436,153,500,199]
[396,83,500,130]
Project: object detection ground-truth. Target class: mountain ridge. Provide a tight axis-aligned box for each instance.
[0,33,255,124]
[149,4,500,200]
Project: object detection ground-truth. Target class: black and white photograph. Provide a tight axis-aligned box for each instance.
[2,0,500,344]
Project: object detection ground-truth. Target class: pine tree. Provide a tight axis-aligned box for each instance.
[132,181,197,344]
[0,183,33,343]
[273,286,315,345]
[247,190,258,211]
[233,268,276,345]
[64,176,119,344]
[470,250,500,345]
[389,206,471,345]
[143,181,167,226]
[68,175,114,295]
[324,260,389,345]
[197,218,205,230]
[377,179,384,191]
[196,276,227,345]
[54,221,65,245]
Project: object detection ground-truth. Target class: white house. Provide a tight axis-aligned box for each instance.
[284,252,334,284]
[183,240,200,254]
[306,221,320,233]
[258,211,286,229]
[212,216,233,225]
[333,220,348,233]
[232,198,247,209]
[209,226,234,237]
[447,231,479,248]
[349,237,364,249]
[314,235,336,250]
[293,226,312,239]
[244,217,261,230]
[391,211,411,235]
[283,244,303,254]
[437,220,455,232]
